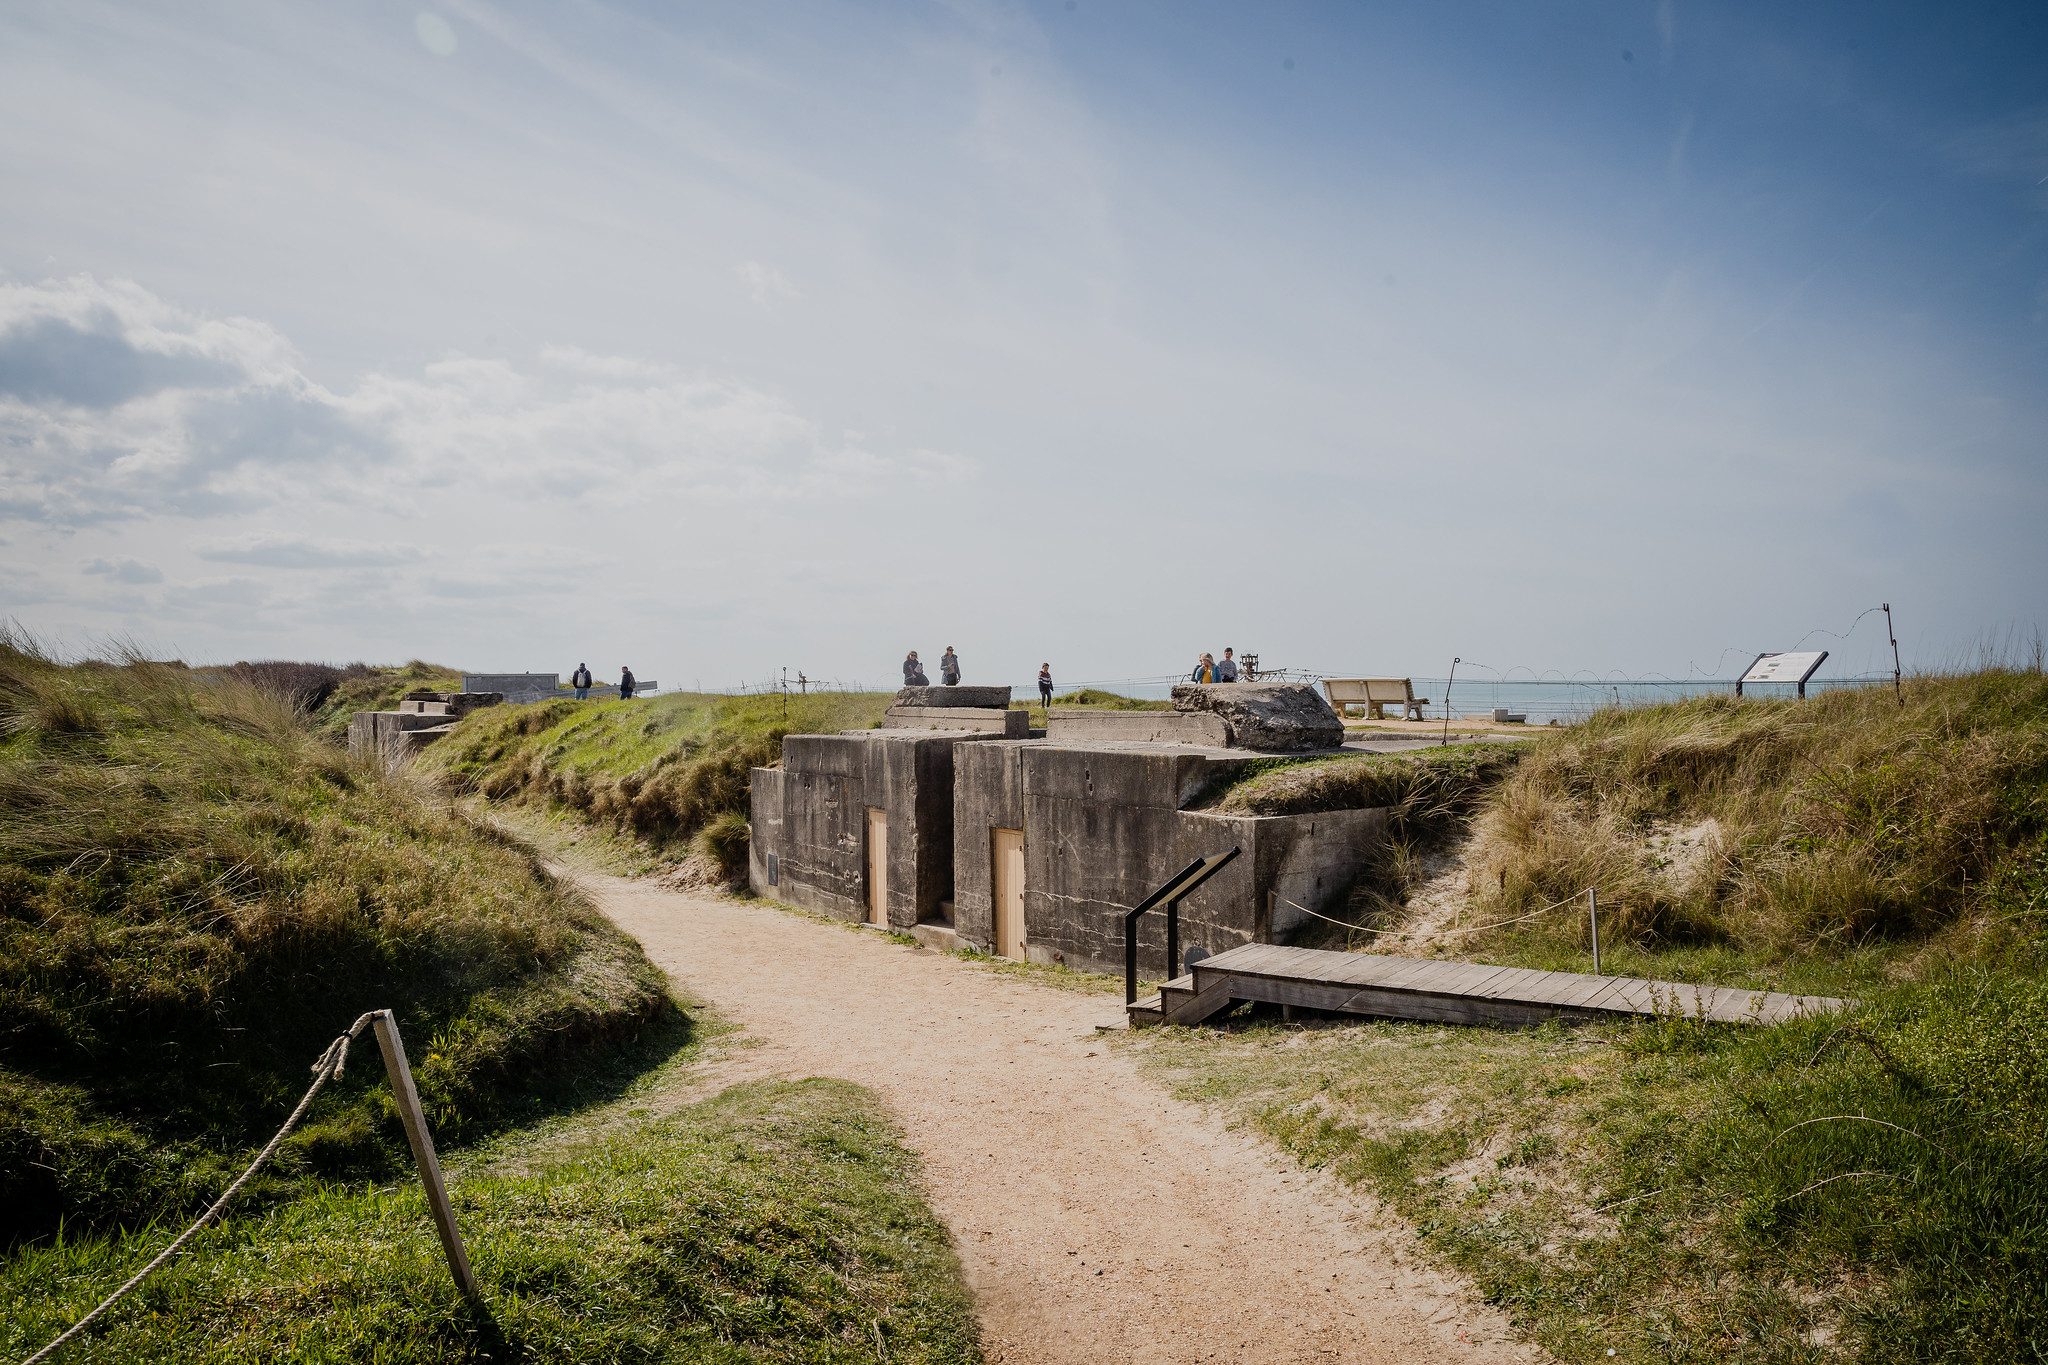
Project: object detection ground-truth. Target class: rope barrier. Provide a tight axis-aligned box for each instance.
[20,1012,380,1365]
[1277,886,1594,941]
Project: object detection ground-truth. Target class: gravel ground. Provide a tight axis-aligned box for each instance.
[580,873,1545,1365]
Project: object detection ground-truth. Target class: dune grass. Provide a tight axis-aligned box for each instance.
[0,1076,983,1364]
[1458,669,2048,972]
[423,690,892,884]
[0,636,672,1247]
[1128,669,2048,1363]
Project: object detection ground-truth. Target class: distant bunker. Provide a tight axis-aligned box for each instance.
[748,682,1387,977]
[348,690,505,760]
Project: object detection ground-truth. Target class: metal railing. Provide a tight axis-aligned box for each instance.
[1123,847,1241,1006]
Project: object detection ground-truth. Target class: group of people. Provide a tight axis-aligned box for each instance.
[1189,647,1241,684]
[900,649,1057,708]
[901,647,965,687]
[570,662,635,700]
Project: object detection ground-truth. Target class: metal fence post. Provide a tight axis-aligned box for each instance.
[371,1010,481,1301]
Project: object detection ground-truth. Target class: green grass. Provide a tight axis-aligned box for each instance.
[1124,668,2048,1363]
[0,637,674,1246]
[0,1077,983,1364]
[1130,973,2048,1363]
[423,691,893,883]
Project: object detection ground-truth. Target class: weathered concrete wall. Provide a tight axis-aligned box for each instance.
[347,711,458,761]
[1045,710,1229,745]
[774,735,869,921]
[463,673,561,704]
[1018,745,1260,973]
[757,730,997,929]
[748,766,787,898]
[948,740,1389,976]
[952,741,1028,951]
[878,706,1029,736]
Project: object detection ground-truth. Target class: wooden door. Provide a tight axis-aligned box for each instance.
[992,827,1025,960]
[865,808,888,926]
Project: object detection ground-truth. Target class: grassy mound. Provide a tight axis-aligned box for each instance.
[0,639,673,1246]
[1463,670,2048,957]
[424,690,892,884]
[1,1078,982,1364]
[1207,743,1525,827]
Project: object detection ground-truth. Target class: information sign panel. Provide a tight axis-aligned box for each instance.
[1738,650,1828,698]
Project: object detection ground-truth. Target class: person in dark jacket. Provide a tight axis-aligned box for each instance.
[619,666,636,700]
[940,647,961,686]
[572,663,592,700]
[903,652,929,686]
[1038,663,1053,709]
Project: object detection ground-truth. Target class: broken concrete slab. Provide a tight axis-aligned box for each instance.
[1170,682,1345,752]
[893,685,1012,709]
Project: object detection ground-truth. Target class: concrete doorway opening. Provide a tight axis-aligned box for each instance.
[866,808,889,927]
[992,827,1025,960]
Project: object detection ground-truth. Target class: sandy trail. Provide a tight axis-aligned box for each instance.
[582,874,1541,1365]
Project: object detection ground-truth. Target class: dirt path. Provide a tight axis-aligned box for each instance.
[582,875,1543,1365]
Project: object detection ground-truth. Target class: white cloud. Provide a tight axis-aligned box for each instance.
[0,276,971,528]
[734,261,799,304]
[195,534,430,569]
[81,556,163,583]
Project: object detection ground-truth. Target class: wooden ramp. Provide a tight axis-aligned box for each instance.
[1128,942,1849,1030]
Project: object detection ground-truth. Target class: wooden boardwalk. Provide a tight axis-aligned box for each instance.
[1129,942,1850,1029]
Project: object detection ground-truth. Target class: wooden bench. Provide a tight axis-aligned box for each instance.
[1322,678,1429,721]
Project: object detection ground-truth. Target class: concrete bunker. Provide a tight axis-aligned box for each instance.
[750,682,1390,977]
[348,690,503,761]
[748,686,1027,939]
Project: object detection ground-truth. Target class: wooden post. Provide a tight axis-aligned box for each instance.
[1588,888,1601,976]
[371,1010,481,1302]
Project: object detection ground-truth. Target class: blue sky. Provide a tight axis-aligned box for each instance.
[1,1,2042,689]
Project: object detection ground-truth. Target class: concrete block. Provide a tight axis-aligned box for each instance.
[348,711,458,761]
[880,705,1029,736]
[893,685,1012,709]
[1045,709,1230,746]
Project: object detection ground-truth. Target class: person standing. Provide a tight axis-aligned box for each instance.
[571,662,592,700]
[619,665,636,701]
[1190,653,1216,683]
[1038,663,1053,708]
[940,646,961,686]
[1216,648,1238,682]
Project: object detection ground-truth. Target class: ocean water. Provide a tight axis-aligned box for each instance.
[1026,673,1890,724]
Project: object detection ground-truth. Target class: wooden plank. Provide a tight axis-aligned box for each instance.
[1165,970,1243,1026]
[1471,967,1558,1000]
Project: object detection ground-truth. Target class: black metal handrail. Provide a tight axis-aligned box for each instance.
[1123,846,1242,1006]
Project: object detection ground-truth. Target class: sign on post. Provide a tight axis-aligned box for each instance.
[1738,650,1828,699]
